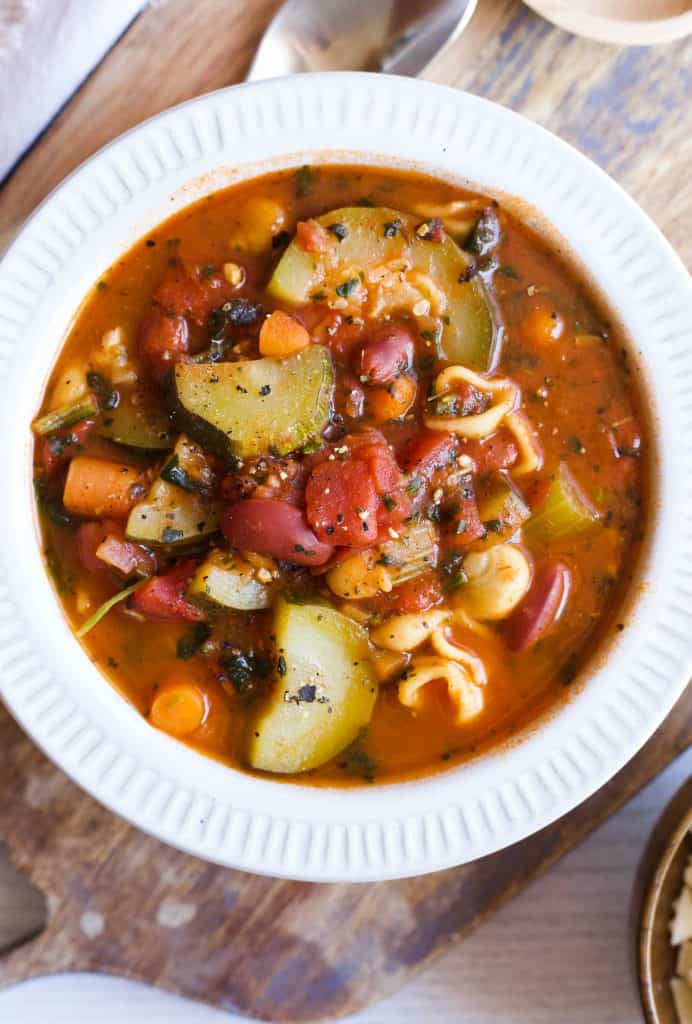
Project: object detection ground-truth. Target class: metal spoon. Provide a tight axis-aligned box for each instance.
[247,0,478,81]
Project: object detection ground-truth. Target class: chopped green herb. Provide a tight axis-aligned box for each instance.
[560,654,581,686]
[383,219,402,238]
[86,371,119,411]
[177,622,211,659]
[382,494,397,512]
[310,290,327,303]
[34,479,72,527]
[406,477,422,497]
[295,165,317,198]
[161,526,184,544]
[498,264,520,279]
[567,435,586,454]
[336,278,359,299]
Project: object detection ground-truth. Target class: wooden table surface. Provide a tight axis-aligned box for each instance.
[1,0,690,1020]
[1,749,689,1023]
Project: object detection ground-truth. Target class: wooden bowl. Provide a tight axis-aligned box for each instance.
[634,777,692,1023]
[524,1,692,46]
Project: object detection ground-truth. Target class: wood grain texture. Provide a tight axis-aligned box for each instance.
[0,694,689,1022]
[0,0,690,1020]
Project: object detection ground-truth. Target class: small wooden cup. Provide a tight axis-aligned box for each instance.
[633,777,692,1023]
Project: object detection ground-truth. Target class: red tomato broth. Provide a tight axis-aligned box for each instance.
[33,164,650,786]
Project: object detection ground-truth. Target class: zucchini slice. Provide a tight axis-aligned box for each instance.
[168,346,334,460]
[247,598,378,774]
[268,206,496,371]
[126,435,221,549]
[100,389,173,450]
[187,550,274,611]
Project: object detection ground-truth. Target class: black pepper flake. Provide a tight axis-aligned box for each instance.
[260,384,271,396]
[327,223,348,241]
[383,219,402,238]
[336,278,359,299]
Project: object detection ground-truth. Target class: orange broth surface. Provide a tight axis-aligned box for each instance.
[33,165,650,785]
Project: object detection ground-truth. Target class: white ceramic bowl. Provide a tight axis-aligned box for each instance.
[1,73,690,882]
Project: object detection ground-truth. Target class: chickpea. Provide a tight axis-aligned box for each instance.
[228,197,286,253]
[326,550,393,600]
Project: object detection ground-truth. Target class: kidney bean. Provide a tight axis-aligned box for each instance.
[355,323,415,384]
[504,561,571,652]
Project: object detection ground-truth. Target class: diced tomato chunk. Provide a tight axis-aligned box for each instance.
[130,560,204,622]
[401,430,458,479]
[305,460,380,547]
[35,420,95,479]
[387,572,443,613]
[295,219,331,253]
[305,430,411,545]
[138,311,189,383]
[77,519,123,573]
[222,498,334,566]
[461,430,518,475]
[152,263,235,326]
[444,479,486,548]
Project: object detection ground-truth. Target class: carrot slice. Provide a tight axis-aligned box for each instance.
[259,310,310,357]
[150,681,208,737]
[63,456,146,518]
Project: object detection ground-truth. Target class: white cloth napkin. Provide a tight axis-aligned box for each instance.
[0,0,146,182]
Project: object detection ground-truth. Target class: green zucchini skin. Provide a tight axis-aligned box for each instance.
[166,347,334,461]
[100,390,173,451]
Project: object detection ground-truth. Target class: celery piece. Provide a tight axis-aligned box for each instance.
[32,394,99,436]
[376,520,439,585]
[523,462,599,544]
